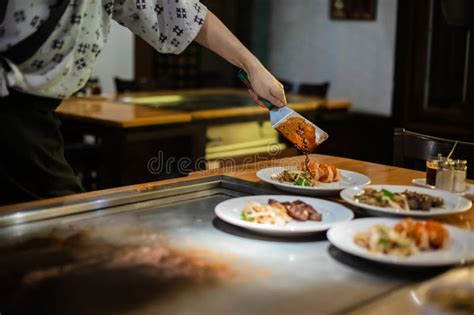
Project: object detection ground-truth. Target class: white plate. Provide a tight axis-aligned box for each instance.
[340,185,472,217]
[256,167,371,196]
[327,218,474,266]
[412,178,474,196]
[214,195,354,236]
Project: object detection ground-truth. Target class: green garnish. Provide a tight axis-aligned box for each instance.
[382,189,395,199]
[379,238,390,247]
[241,211,254,222]
[295,176,310,186]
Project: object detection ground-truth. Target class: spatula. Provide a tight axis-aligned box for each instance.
[238,69,328,152]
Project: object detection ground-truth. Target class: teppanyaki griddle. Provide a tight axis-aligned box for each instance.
[0,176,450,315]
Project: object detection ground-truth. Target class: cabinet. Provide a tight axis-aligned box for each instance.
[393,0,474,140]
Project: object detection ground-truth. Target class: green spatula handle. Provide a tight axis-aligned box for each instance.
[237,69,278,110]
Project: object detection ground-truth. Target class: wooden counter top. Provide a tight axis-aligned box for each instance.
[56,98,193,128]
[2,154,472,230]
[56,88,351,128]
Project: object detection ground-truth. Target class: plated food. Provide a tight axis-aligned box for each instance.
[215,195,354,236]
[354,188,444,211]
[340,185,472,217]
[272,159,340,187]
[327,218,474,266]
[241,199,322,225]
[257,160,370,196]
[353,218,449,257]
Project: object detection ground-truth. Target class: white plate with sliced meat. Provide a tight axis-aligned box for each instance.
[340,185,472,217]
[215,195,354,236]
[256,167,371,196]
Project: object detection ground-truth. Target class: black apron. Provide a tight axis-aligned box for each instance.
[0,0,85,205]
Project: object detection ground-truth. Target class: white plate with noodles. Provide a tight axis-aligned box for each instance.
[340,185,472,217]
[327,218,474,266]
[215,195,354,236]
[256,167,371,196]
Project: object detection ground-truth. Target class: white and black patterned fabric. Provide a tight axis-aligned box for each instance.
[0,0,207,99]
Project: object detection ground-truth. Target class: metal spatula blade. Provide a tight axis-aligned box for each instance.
[268,105,293,126]
[238,70,328,152]
[271,108,329,148]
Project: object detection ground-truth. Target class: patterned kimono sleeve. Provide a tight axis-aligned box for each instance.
[112,0,208,54]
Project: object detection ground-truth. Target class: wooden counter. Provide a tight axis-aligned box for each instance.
[57,88,351,128]
[57,98,193,128]
[2,154,472,230]
[56,88,352,190]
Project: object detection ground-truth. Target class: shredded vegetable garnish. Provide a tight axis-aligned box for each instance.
[241,201,293,225]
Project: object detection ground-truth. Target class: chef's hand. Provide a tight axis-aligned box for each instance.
[194,10,286,108]
[247,66,286,108]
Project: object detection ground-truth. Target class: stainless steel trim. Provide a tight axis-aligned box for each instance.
[0,176,275,228]
[45,187,242,227]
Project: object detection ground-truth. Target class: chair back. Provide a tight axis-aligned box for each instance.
[277,79,330,98]
[298,82,330,97]
[279,79,295,93]
[114,77,140,93]
[114,77,164,93]
[393,128,474,179]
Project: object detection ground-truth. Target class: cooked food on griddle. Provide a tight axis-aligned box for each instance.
[0,230,232,315]
[354,188,444,211]
[271,158,340,187]
[241,199,322,225]
[424,285,474,314]
[354,218,449,257]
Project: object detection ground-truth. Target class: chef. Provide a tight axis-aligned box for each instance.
[0,0,286,205]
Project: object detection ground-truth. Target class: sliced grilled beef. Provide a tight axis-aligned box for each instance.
[403,190,444,211]
[268,199,322,221]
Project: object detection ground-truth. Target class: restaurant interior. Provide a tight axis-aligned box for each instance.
[0,0,473,314]
[52,0,474,190]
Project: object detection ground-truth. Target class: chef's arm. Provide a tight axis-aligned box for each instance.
[195,10,286,107]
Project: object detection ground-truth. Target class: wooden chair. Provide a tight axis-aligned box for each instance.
[279,79,295,94]
[393,128,474,179]
[298,82,330,97]
[114,77,141,93]
[277,79,330,98]
[114,77,167,93]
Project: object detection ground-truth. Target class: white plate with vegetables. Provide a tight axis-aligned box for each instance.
[327,217,474,266]
[256,167,371,196]
[215,195,354,236]
[340,185,472,217]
